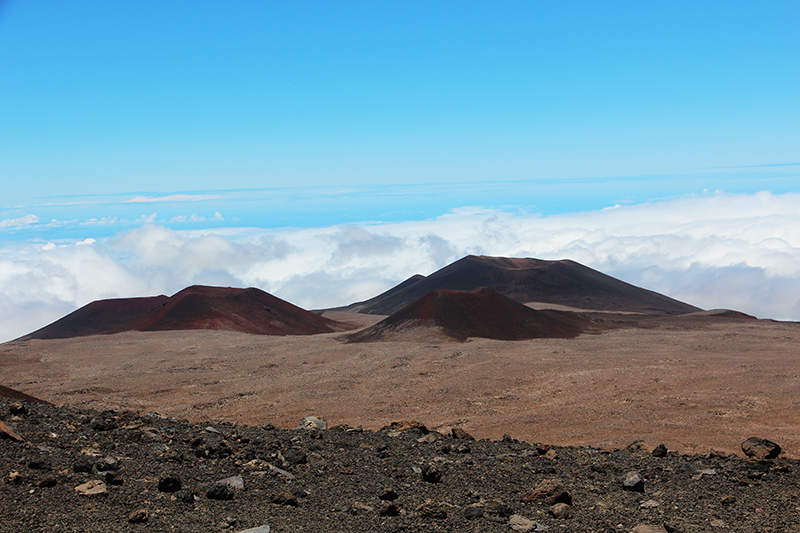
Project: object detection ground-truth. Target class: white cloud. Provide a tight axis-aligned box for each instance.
[1,191,799,342]
[0,214,39,229]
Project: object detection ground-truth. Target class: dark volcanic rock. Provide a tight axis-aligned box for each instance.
[158,475,182,493]
[207,482,236,500]
[2,397,800,532]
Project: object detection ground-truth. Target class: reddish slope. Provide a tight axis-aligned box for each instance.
[19,296,169,340]
[345,287,589,342]
[111,285,354,335]
[0,385,50,404]
[336,255,701,316]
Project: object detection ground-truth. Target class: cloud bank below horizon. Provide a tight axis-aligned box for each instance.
[1,190,799,342]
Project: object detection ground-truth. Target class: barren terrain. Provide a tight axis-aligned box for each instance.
[3,312,799,458]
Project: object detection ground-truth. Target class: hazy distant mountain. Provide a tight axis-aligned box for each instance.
[344,287,589,343]
[333,255,701,316]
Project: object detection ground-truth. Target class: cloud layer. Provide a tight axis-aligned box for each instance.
[2,191,799,342]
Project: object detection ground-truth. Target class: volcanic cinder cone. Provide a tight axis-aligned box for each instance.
[344,287,589,342]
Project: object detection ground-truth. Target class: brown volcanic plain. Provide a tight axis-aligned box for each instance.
[2,256,799,458]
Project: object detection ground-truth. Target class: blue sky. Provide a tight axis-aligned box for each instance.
[0,1,799,341]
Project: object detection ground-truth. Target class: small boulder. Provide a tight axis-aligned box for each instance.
[451,427,474,440]
[75,480,108,496]
[623,471,645,492]
[207,483,236,500]
[174,489,195,503]
[652,444,668,457]
[270,491,298,506]
[523,479,572,505]
[509,514,540,532]
[549,502,571,519]
[741,437,781,460]
[421,463,442,483]
[416,499,447,519]
[158,475,182,493]
[464,506,484,519]
[298,416,326,430]
[128,509,149,524]
[380,503,400,516]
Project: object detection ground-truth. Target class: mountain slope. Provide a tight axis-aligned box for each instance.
[18,296,169,340]
[345,287,589,342]
[111,285,354,336]
[336,255,700,315]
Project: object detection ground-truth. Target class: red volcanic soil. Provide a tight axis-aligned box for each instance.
[18,295,169,340]
[0,384,49,403]
[110,285,355,336]
[345,287,589,342]
[334,255,701,316]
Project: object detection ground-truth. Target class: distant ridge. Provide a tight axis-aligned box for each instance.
[344,287,589,343]
[110,285,355,336]
[19,295,169,340]
[334,255,701,316]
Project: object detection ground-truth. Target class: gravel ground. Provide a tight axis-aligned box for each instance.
[2,397,799,533]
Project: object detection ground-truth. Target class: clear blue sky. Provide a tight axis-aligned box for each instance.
[1,0,798,206]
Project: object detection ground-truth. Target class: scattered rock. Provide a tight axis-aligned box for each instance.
[298,416,326,430]
[640,499,660,509]
[28,458,51,470]
[421,463,442,483]
[623,471,645,492]
[379,503,400,516]
[379,488,398,501]
[5,470,23,485]
[9,402,28,415]
[451,427,474,440]
[173,489,195,503]
[464,505,484,519]
[270,491,298,506]
[74,480,107,496]
[73,458,94,473]
[523,479,572,505]
[509,514,544,531]
[348,501,373,515]
[741,437,781,460]
[128,509,149,523]
[207,483,236,500]
[95,456,119,471]
[632,525,667,533]
[548,502,571,519]
[652,444,668,457]
[158,475,182,493]
[481,498,513,518]
[388,420,428,433]
[216,475,244,490]
[235,526,271,533]
[282,448,307,464]
[38,476,58,488]
[416,499,447,519]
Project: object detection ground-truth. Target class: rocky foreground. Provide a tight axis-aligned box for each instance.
[1,398,798,532]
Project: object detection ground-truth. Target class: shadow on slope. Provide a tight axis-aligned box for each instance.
[343,287,589,343]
